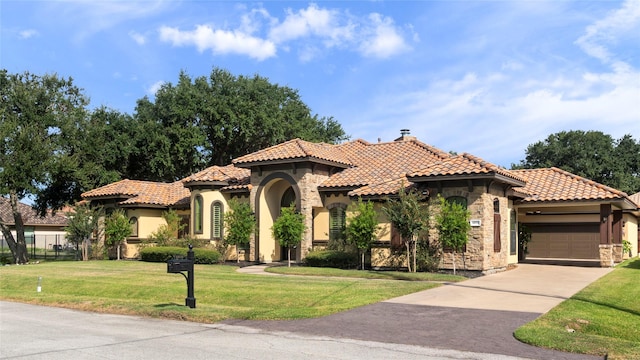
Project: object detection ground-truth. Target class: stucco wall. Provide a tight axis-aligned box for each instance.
[623,213,638,257]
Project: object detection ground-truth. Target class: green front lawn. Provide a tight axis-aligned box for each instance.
[0,261,441,323]
[514,258,640,360]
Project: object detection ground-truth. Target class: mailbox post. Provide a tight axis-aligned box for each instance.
[167,244,196,308]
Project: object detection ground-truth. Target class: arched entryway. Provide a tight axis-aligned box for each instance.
[255,173,301,263]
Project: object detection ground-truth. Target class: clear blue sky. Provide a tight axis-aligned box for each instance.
[2,1,638,168]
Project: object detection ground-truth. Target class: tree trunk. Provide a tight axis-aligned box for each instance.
[405,241,412,273]
[82,237,90,261]
[412,237,417,273]
[452,251,456,275]
[236,248,240,263]
[1,192,30,264]
[287,247,291,267]
[361,251,365,270]
[116,242,121,260]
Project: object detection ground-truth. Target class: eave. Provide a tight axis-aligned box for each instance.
[409,173,526,187]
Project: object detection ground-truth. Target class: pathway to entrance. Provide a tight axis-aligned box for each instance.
[229,263,611,359]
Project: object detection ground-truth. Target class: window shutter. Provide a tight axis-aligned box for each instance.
[212,203,222,239]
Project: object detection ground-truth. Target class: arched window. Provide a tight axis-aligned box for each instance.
[211,201,224,240]
[194,195,203,234]
[329,206,346,242]
[280,187,296,209]
[129,217,138,238]
[446,196,467,209]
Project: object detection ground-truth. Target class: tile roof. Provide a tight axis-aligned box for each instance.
[182,165,251,188]
[511,168,630,203]
[81,179,190,207]
[233,138,352,167]
[407,153,526,185]
[349,177,415,197]
[319,139,451,191]
[0,198,68,226]
[628,192,640,207]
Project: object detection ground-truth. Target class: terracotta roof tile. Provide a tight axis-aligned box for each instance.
[233,138,352,167]
[0,198,68,226]
[182,165,250,185]
[408,153,526,184]
[511,167,629,203]
[82,179,190,207]
[630,192,640,207]
[349,177,415,197]
[320,139,451,189]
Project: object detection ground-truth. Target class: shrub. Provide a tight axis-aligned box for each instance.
[139,246,221,264]
[304,250,359,269]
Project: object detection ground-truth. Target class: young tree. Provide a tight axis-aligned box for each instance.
[224,200,255,263]
[345,199,379,270]
[1,70,89,263]
[435,195,470,275]
[271,205,305,267]
[65,204,102,261]
[148,209,184,245]
[382,187,429,272]
[104,209,132,260]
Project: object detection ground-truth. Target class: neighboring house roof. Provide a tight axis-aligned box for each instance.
[407,153,526,186]
[182,165,251,192]
[511,168,637,209]
[0,197,68,226]
[233,138,353,168]
[629,192,640,208]
[81,179,190,208]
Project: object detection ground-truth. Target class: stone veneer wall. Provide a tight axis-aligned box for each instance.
[599,244,614,267]
[435,184,511,272]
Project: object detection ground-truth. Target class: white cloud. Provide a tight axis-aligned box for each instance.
[575,0,640,66]
[129,30,146,45]
[268,4,354,47]
[157,4,410,62]
[359,13,411,58]
[147,81,164,96]
[49,1,174,42]
[159,25,277,61]
[18,29,39,39]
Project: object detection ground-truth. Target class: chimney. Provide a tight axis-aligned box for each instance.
[395,129,416,142]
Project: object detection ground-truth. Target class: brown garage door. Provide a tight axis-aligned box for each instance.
[527,224,600,260]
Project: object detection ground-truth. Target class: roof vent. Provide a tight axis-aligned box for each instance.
[395,129,417,142]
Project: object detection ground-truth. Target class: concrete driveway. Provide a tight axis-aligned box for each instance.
[227,263,612,359]
[386,263,611,313]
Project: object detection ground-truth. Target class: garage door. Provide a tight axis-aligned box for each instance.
[527,224,600,260]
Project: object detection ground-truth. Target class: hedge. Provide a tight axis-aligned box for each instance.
[303,250,359,269]
[139,246,221,264]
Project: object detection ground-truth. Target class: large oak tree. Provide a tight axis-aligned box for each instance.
[132,68,348,181]
[1,70,89,263]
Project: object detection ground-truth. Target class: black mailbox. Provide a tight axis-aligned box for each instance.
[166,245,196,309]
[167,259,192,273]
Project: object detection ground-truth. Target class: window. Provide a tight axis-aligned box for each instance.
[493,199,501,252]
[510,210,517,255]
[329,206,346,242]
[194,195,203,234]
[129,217,138,238]
[446,196,467,209]
[211,201,223,240]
